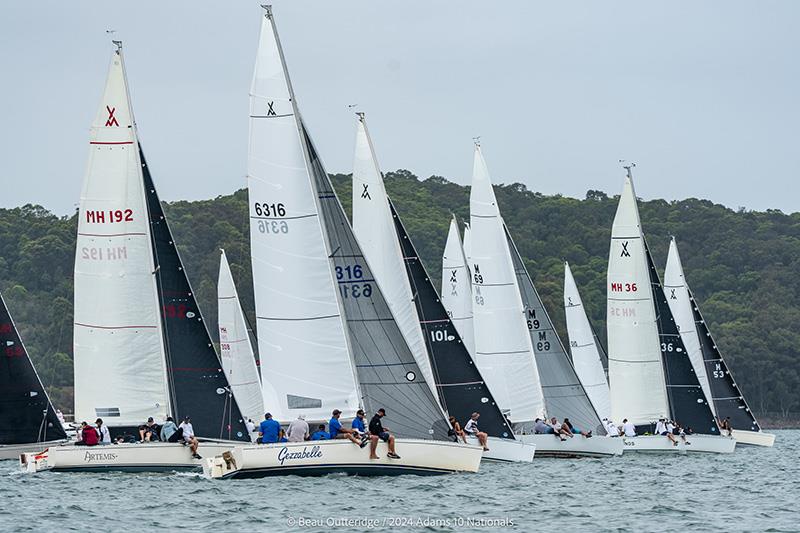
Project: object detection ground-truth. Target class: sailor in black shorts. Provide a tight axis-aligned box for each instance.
[368,408,400,460]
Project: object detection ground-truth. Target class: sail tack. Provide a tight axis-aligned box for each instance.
[441,217,475,357]
[469,144,544,424]
[218,250,265,424]
[606,170,669,425]
[564,262,612,422]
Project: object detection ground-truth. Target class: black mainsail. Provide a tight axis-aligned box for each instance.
[0,292,66,444]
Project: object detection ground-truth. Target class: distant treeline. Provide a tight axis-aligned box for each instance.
[1,170,798,422]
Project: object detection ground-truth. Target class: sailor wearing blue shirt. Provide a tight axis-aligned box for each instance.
[352,409,367,434]
[329,409,368,447]
[259,413,281,444]
[311,424,329,440]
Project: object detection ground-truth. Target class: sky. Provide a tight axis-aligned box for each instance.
[2,1,799,215]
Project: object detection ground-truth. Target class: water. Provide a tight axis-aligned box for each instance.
[2,431,797,532]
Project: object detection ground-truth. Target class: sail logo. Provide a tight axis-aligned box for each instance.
[620,241,631,257]
[266,101,276,116]
[360,184,371,200]
[83,451,119,462]
[669,289,677,300]
[277,445,322,465]
[105,106,119,127]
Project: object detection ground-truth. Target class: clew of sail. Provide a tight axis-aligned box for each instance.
[218,250,265,425]
[248,10,359,422]
[469,144,544,425]
[73,47,170,430]
[351,115,437,396]
[564,262,612,421]
[441,216,475,357]
[606,168,669,427]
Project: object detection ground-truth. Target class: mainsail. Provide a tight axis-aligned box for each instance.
[441,216,475,356]
[506,229,604,434]
[564,262,612,421]
[218,250,264,424]
[664,238,713,411]
[252,7,449,440]
[462,223,472,265]
[469,143,544,425]
[644,239,719,434]
[0,292,66,444]
[351,114,437,394]
[75,45,248,440]
[666,239,760,431]
[606,167,669,426]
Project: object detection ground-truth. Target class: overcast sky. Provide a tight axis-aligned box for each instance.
[3,1,799,215]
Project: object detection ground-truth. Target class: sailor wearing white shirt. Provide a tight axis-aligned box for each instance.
[179,416,202,459]
[463,412,490,451]
[654,418,668,435]
[622,419,636,437]
[245,418,257,442]
[287,414,310,443]
[604,419,620,437]
[95,418,111,444]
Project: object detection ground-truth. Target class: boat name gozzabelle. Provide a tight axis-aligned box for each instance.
[277,446,322,465]
[83,451,119,462]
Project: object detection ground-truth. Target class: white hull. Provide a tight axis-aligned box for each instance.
[0,440,69,461]
[621,434,736,454]
[20,441,241,473]
[204,439,483,478]
[466,436,535,463]
[731,429,775,447]
[516,434,623,457]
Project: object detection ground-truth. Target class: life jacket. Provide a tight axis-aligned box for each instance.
[82,426,99,445]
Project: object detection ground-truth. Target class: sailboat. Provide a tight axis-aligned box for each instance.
[23,43,250,473]
[664,238,775,447]
[441,217,475,357]
[218,249,264,440]
[0,292,68,460]
[564,262,612,422]
[352,113,534,462]
[204,6,481,478]
[469,143,621,457]
[606,165,735,453]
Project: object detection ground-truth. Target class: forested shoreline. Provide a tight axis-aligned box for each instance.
[2,170,798,426]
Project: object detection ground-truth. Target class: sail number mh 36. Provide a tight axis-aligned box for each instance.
[610,282,638,292]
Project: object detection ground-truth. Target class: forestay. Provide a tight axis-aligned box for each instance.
[469,144,544,425]
[506,230,604,435]
[218,250,265,424]
[393,203,514,439]
[644,240,719,435]
[441,217,475,356]
[0,292,66,444]
[248,11,359,421]
[73,47,170,430]
[351,115,437,394]
[664,238,714,413]
[606,168,669,426]
[563,262,612,421]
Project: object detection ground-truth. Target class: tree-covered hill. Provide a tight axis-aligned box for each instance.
[1,171,798,421]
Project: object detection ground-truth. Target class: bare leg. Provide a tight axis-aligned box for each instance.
[369,436,379,459]
[388,435,396,454]
[139,429,145,441]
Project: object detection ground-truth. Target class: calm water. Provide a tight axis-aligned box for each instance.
[2,430,797,532]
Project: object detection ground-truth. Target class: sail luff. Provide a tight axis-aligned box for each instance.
[564,262,612,421]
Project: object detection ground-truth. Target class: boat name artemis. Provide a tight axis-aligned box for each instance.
[277,446,322,465]
[83,451,119,462]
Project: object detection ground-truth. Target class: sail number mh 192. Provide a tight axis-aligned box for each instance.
[85,209,133,224]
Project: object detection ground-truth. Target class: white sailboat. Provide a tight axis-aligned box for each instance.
[205,7,481,478]
[441,217,475,357]
[352,114,534,462]
[23,43,250,473]
[470,143,620,457]
[218,249,264,437]
[564,262,612,422]
[664,238,774,447]
[607,165,734,453]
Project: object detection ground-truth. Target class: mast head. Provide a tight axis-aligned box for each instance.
[355,111,365,121]
[261,4,273,16]
[111,39,123,52]
[473,136,481,148]
[618,159,636,179]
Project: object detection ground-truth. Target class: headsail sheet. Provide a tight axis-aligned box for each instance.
[506,230,604,434]
[0,293,66,443]
[218,250,265,425]
[441,217,475,356]
[564,262,612,421]
[469,145,544,424]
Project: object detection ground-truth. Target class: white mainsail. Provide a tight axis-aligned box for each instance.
[564,262,611,421]
[218,250,265,424]
[663,238,714,413]
[607,167,669,425]
[248,13,359,421]
[469,144,544,423]
[351,114,437,394]
[462,223,472,265]
[441,216,475,356]
[73,46,170,428]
